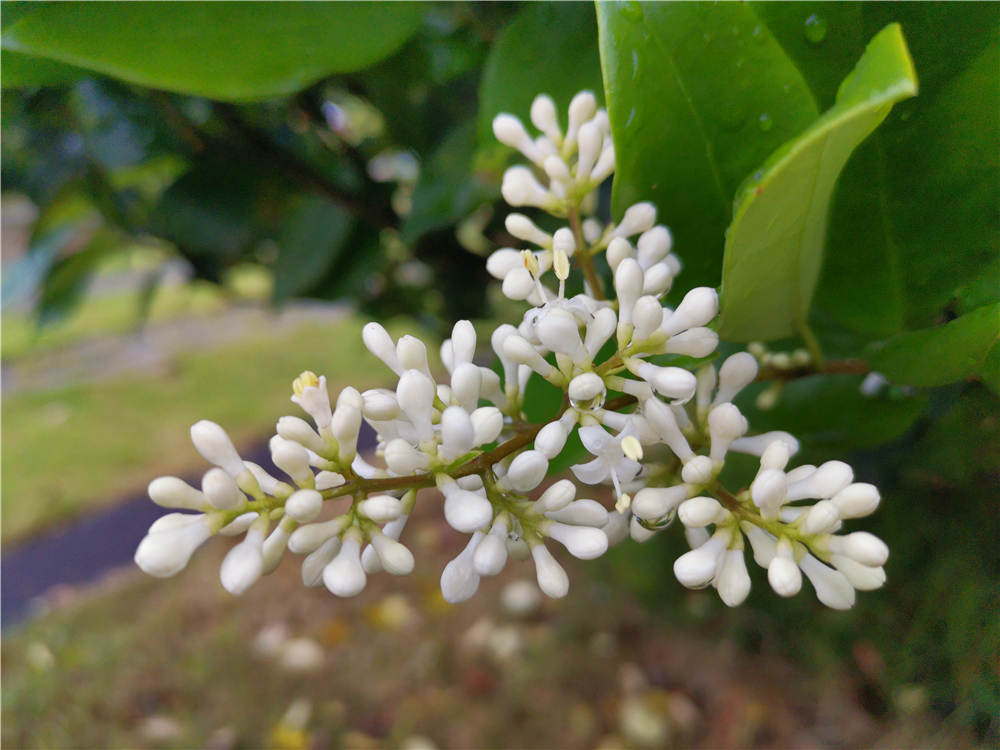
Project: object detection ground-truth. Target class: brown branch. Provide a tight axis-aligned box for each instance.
[755,358,870,383]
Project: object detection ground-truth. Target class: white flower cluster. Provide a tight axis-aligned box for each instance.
[135,90,889,611]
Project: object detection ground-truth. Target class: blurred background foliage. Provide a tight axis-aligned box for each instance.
[1,1,997,746]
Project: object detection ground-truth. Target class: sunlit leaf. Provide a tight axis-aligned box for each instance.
[597,1,820,295]
[717,23,917,343]
[1,2,423,101]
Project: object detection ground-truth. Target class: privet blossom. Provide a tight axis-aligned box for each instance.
[136,91,888,610]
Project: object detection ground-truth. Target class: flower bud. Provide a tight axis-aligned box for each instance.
[292,372,333,429]
[636,226,672,269]
[544,155,572,183]
[642,396,694,460]
[323,535,366,597]
[506,213,552,247]
[135,515,216,578]
[673,531,729,588]
[530,94,562,145]
[397,335,433,380]
[191,420,245,478]
[801,500,841,534]
[441,533,483,603]
[440,338,455,375]
[537,313,585,360]
[798,553,855,610]
[501,166,552,208]
[356,494,402,524]
[505,450,549,492]
[261,516,295,575]
[685,525,711,550]
[611,202,657,239]
[362,389,400,421]
[535,479,577,512]
[634,362,697,402]
[220,524,266,595]
[565,90,598,146]
[708,404,747,462]
[315,471,345,490]
[440,481,494,533]
[585,307,618,359]
[660,287,719,337]
[473,523,509,576]
[831,555,886,591]
[288,517,345,555]
[470,406,504,446]
[681,456,715,486]
[831,483,880,519]
[547,522,608,560]
[641,263,673,297]
[271,439,314,485]
[486,248,526,280]
[631,486,686,521]
[750,468,788,512]
[361,512,410,573]
[504,335,555,378]
[440,406,475,460]
[664,328,718,360]
[743,523,778,568]
[605,237,633,273]
[302,536,341,587]
[331,404,362,460]
[544,498,608,527]
[678,497,724,528]
[695,365,717,410]
[397,370,437,442]
[535,421,570,460]
[718,549,751,606]
[531,543,570,598]
[632,296,665,341]
[576,122,603,183]
[552,227,576,259]
[493,114,541,162]
[714,353,759,407]
[759,439,793,469]
[630,515,658,542]
[827,531,889,567]
[285,489,323,523]
[148,476,208,511]
[448,319,476,367]
[277,416,328,455]
[590,142,616,183]
[786,460,854,501]
[450,362,483,414]
[614,258,644,325]
[767,552,802,598]
[785,464,817,484]
[369,532,415,575]
[362,322,403,375]
[568,372,605,404]
[384,439,431,475]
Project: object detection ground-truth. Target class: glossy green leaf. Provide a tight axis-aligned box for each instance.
[865,303,1000,388]
[597,1,820,295]
[479,3,603,145]
[1,2,422,101]
[1,49,86,88]
[273,196,353,303]
[758,3,1000,339]
[717,23,917,343]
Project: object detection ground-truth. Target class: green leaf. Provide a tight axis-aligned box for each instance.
[736,374,927,451]
[597,1,820,295]
[273,196,353,303]
[401,121,499,245]
[1,2,423,101]
[36,228,120,328]
[864,303,1000,388]
[479,3,603,146]
[717,23,917,343]
[0,49,85,88]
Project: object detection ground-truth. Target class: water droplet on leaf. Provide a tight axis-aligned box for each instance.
[622,1,644,23]
[758,113,773,132]
[804,14,827,45]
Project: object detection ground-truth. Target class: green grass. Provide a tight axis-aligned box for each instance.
[1,313,434,545]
